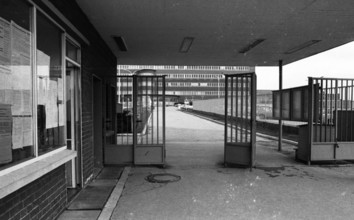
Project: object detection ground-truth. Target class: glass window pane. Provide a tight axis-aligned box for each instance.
[66,40,80,63]
[0,0,34,169]
[282,91,290,119]
[293,90,302,120]
[37,11,65,155]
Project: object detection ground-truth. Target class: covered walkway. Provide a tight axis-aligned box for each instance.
[109,108,354,220]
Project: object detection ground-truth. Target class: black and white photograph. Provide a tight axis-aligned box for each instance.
[1,0,354,219]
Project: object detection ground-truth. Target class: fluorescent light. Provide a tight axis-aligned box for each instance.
[179,37,194,53]
[285,40,321,54]
[113,36,128,52]
[239,39,265,54]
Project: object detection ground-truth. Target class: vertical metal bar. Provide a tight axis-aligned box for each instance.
[124,77,127,144]
[278,60,283,151]
[145,77,148,144]
[230,77,234,142]
[334,80,338,142]
[320,79,323,141]
[313,79,318,142]
[122,77,124,144]
[351,80,354,141]
[330,80,333,142]
[133,75,137,163]
[118,77,122,145]
[340,79,343,141]
[240,76,244,143]
[235,77,239,142]
[245,76,251,143]
[250,73,257,169]
[163,76,166,157]
[345,80,349,141]
[325,79,328,142]
[308,77,314,164]
[224,76,228,163]
[151,77,154,144]
[157,77,159,144]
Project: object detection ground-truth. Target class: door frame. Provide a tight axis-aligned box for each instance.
[65,35,83,188]
[93,75,103,168]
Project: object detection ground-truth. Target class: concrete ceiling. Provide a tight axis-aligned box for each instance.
[76,0,354,66]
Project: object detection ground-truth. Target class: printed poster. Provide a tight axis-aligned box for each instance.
[0,17,12,105]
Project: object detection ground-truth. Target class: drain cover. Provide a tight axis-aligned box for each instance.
[145,173,181,183]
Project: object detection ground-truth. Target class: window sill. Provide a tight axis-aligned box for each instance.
[0,149,77,199]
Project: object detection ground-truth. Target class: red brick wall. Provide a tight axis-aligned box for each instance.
[0,166,66,220]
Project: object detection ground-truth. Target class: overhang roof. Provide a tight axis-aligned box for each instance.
[76,0,354,66]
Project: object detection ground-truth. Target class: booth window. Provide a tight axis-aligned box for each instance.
[36,11,65,155]
[0,0,34,168]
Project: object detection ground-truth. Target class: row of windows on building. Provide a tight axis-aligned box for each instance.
[118,65,253,71]
[120,73,224,79]
[166,91,226,96]
[118,82,247,88]
[165,74,224,79]
[168,82,226,87]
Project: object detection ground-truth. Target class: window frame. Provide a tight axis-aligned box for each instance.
[0,1,82,177]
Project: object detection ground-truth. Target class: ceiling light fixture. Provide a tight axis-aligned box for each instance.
[113,36,128,52]
[284,40,321,54]
[239,39,265,54]
[179,37,194,53]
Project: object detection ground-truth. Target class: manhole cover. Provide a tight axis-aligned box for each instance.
[145,173,181,183]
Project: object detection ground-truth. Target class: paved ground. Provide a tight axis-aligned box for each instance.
[110,107,354,220]
[57,167,124,220]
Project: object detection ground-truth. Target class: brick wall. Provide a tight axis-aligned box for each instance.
[0,166,66,220]
[45,0,118,184]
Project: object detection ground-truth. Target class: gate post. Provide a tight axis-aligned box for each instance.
[307,77,314,165]
[132,75,137,164]
[278,60,283,151]
[224,75,228,165]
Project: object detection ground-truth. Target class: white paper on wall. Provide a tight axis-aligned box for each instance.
[0,17,11,66]
[45,80,59,128]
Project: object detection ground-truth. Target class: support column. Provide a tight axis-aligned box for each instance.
[278,60,283,151]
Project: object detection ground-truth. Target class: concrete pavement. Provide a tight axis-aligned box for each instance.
[110,107,354,220]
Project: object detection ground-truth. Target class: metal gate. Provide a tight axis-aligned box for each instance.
[224,73,256,168]
[133,75,166,165]
[110,74,166,165]
[298,77,354,163]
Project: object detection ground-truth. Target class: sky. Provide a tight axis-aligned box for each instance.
[256,41,354,90]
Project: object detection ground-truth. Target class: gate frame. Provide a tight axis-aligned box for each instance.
[105,74,166,166]
[297,77,354,164]
[224,72,257,169]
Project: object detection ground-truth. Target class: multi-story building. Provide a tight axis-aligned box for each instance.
[118,65,255,103]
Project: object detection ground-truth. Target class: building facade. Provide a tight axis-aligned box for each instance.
[0,0,117,219]
[118,65,255,103]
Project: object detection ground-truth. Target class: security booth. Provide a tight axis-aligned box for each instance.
[106,69,166,166]
[224,73,257,168]
[273,77,354,164]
